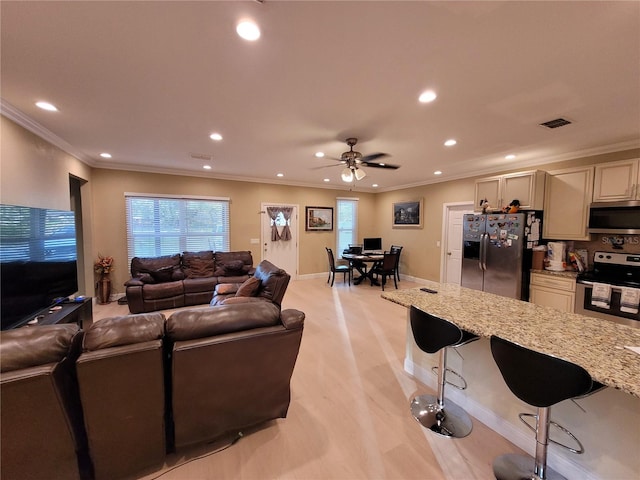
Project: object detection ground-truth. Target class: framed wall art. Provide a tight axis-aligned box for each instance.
[392,199,423,228]
[305,206,333,231]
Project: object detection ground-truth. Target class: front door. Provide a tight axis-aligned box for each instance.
[261,203,298,278]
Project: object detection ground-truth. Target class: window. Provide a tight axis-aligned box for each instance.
[125,194,229,265]
[336,198,358,254]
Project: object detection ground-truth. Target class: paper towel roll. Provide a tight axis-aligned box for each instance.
[547,242,566,263]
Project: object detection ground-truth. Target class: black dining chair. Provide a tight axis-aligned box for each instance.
[370,251,398,290]
[390,245,403,282]
[326,247,352,286]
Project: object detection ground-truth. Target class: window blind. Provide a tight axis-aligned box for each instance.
[336,198,358,254]
[125,194,230,267]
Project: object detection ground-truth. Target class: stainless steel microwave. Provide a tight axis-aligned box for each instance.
[588,200,640,234]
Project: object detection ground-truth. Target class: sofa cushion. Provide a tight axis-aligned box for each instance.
[213,251,253,276]
[235,276,261,297]
[131,254,183,282]
[0,324,79,373]
[166,302,281,341]
[183,276,217,294]
[83,313,166,351]
[142,281,185,300]
[182,251,215,278]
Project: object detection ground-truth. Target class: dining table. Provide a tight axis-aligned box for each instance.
[341,252,384,285]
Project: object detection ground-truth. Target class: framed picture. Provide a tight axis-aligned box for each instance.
[392,199,423,228]
[305,206,333,231]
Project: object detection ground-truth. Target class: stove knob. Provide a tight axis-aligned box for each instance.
[606,255,612,259]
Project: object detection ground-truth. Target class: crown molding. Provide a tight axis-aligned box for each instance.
[1,98,96,166]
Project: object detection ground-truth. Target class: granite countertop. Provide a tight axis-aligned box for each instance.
[530,269,580,279]
[382,283,640,398]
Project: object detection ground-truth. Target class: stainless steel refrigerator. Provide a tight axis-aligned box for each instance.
[461,212,541,300]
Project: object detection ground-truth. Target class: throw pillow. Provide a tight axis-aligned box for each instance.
[235,276,261,297]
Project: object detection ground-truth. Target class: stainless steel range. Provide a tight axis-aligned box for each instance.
[575,251,640,328]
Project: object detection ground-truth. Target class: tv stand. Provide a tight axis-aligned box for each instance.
[29,298,93,330]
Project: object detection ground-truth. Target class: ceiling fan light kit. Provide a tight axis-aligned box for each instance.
[319,137,400,184]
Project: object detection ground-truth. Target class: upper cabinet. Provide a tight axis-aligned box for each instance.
[593,158,640,202]
[474,170,546,212]
[542,166,594,241]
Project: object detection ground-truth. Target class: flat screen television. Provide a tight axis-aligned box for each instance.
[363,237,382,251]
[0,204,78,330]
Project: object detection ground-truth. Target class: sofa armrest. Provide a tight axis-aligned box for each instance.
[125,277,144,287]
[214,283,241,295]
[125,284,145,314]
[281,309,305,330]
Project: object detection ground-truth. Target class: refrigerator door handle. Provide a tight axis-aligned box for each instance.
[478,233,485,270]
[481,233,489,271]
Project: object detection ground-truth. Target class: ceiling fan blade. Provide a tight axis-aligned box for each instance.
[311,164,342,170]
[360,152,389,162]
[361,160,400,169]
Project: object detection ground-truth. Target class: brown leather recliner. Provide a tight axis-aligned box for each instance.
[76,313,166,480]
[0,324,87,480]
[166,302,305,449]
[210,259,291,307]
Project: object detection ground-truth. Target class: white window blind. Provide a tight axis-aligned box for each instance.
[125,194,229,266]
[336,198,358,254]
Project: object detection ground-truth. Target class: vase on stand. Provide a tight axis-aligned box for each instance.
[97,274,111,304]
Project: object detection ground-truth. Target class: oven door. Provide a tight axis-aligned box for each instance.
[575,281,640,328]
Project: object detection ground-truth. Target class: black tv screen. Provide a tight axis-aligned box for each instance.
[0,204,78,330]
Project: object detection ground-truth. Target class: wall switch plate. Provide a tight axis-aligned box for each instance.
[250,238,260,244]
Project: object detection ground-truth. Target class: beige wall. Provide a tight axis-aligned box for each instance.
[3,115,639,296]
[90,169,377,295]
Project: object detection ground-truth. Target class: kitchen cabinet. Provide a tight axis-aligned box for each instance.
[529,272,576,312]
[542,166,593,240]
[593,158,640,202]
[474,170,546,212]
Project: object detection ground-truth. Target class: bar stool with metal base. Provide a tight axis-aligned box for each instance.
[490,335,595,480]
[409,305,479,438]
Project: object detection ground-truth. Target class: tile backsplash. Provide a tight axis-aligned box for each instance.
[569,235,640,269]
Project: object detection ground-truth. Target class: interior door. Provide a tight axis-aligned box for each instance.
[443,204,474,284]
[261,203,298,278]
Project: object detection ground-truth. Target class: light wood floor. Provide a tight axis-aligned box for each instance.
[93,276,523,480]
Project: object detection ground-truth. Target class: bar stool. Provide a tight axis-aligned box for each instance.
[490,335,594,480]
[409,306,479,438]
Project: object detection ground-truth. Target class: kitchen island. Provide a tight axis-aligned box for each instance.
[382,282,640,480]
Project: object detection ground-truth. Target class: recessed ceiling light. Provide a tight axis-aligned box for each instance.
[434,170,442,175]
[276,173,284,177]
[372,184,379,188]
[209,133,223,141]
[418,90,437,103]
[444,139,457,147]
[505,154,517,160]
[35,101,58,111]
[236,20,260,41]
[203,165,212,170]
[323,178,330,182]
[315,152,325,158]
[100,153,112,158]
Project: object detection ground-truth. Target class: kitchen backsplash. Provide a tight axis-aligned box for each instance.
[565,235,640,269]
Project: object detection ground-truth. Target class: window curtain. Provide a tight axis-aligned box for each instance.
[266,206,293,241]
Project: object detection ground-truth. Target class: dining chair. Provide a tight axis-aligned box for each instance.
[370,251,398,290]
[326,247,352,286]
[390,245,403,282]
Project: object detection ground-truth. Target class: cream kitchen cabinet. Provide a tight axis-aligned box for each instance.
[542,166,594,240]
[593,158,640,202]
[474,170,546,212]
[529,272,576,312]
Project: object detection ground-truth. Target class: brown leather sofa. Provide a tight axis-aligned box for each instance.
[210,259,291,307]
[125,250,255,314]
[0,324,88,480]
[166,302,305,449]
[76,313,166,480]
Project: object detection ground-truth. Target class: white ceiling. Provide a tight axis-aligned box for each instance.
[2,1,639,192]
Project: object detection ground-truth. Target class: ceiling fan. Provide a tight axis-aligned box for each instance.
[321,138,400,182]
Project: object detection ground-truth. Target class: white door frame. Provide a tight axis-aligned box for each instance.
[440,201,474,283]
[260,202,299,279]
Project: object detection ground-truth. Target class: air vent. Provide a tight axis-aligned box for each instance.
[190,152,213,161]
[539,118,572,129]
